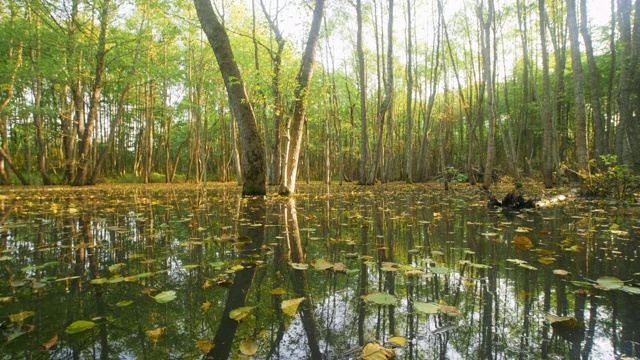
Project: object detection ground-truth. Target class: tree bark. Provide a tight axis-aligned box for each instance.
[355,0,370,185]
[539,0,554,187]
[405,0,414,183]
[579,0,606,165]
[482,0,497,190]
[193,0,266,195]
[278,0,325,195]
[567,0,589,173]
[73,0,111,186]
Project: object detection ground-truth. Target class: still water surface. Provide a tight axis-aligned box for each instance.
[1,183,639,359]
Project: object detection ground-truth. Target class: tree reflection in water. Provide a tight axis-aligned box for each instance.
[0,184,639,359]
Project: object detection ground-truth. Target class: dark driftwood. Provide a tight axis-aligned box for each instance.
[488,192,536,209]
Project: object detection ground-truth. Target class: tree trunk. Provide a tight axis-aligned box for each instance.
[355,0,370,185]
[278,0,325,195]
[567,0,589,173]
[482,0,497,190]
[405,0,414,183]
[194,0,266,195]
[73,0,110,186]
[579,0,606,165]
[367,0,394,185]
[539,0,554,187]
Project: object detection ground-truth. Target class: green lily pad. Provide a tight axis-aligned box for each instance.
[621,285,640,294]
[365,292,396,305]
[116,300,134,307]
[153,290,177,304]
[90,278,108,285]
[413,301,441,314]
[9,311,35,323]
[430,266,450,274]
[66,320,96,334]
[596,276,624,290]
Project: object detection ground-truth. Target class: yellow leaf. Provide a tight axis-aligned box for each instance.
[538,257,556,265]
[201,301,211,312]
[513,235,533,251]
[229,306,256,321]
[362,343,396,359]
[440,305,460,316]
[41,334,58,350]
[281,297,305,316]
[332,262,348,273]
[146,327,165,342]
[196,339,215,353]
[553,269,571,276]
[271,287,286,295]
[239,337,259,356]
[387,336,406,347]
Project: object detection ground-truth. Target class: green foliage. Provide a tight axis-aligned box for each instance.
[584,155,640,200]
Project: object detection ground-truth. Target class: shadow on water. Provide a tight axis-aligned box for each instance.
[0,184,639,359]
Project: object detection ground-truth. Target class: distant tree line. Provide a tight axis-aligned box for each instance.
[0,0,638,194]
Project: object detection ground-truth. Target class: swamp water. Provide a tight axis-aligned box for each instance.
[0,183,639,359]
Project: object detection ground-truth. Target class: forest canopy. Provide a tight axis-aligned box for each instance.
[0,0,638,192]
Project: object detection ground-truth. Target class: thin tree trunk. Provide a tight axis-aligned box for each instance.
[355,0,370,185]
[540,0,554,187]
[73,0,111,186]
[278,0,325,195]
[482,0,497,190]
[567,0,589,172]
[405,0,414,183]
[367,0,394,185]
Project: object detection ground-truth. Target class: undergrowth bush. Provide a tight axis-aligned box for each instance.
[584,155,640,201]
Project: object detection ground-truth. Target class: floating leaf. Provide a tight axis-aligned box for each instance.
[281,297,305,316]
[621,285,640,295]
[381,266,398,272]
[0,255,13,261]
[201,300,211,312]
[430,266,450,275]
[135,272,155,279]
[546,313,583,328]
[538,257,556,265]
[314,258,333,270]
[362,342,396,360]
[239,337,259,356]
[271,287,286,295]
[519,264,538,270]
[90,278,108,285]
[108,263,126,273]
[196,339,215,353]
[596,276,624,290]
[9,311,35,323]
[107,275,124,283]
[405,269,425,277]
[41,334,58,350]
[229,306,256,321]
[470,263,491,269]
[365,292,397,305]
[66,320,96,334]
[229,265,244,272]
[571,281,593,288]
[116,300,134,307]
[440,305,460,316]
[506,258,527,265]
[413,301,441,314]
[332,262,348,273]
[153,290,177,304]
[182,264,199,270]
[553,269,571,276]
[146,327,165,342]
[513,235,533,251]
[387,336,407,347]
[209,261,225,269]
[290,262,309,270]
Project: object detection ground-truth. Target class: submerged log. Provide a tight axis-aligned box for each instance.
[488,192,536,210]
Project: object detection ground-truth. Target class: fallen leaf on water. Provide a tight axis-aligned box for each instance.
[290,262,309,270]
[313,258,333,270]
[387,336,406,347]
[440,305,460,316]
[146,327,165,342]
[364,292,396,305]
[66,320,96,334]
[513,235,533,251]
[362,342,396,359]
[271,287,286,295]
[201,300,211,312]
[332,262,348,273]
[239,337,259,356]
[229,306,256,321]
[546,314,582,328]
[41,334,58,350]
[281,297,305,316]
[152,290,177,304]
[553,269,571,276]
[596,276,624,290]
[9,311,35,323]
[196,339,215,353]
[413,301,440,314]
[538,257,556,265]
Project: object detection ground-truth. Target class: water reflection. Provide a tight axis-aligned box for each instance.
[0,184,639,359]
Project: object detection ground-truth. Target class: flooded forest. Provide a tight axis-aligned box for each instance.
[2,0,640,359]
